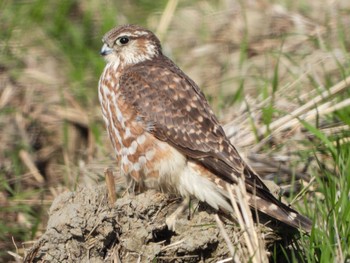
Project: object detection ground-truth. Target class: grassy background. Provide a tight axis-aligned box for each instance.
[1,0,349,262]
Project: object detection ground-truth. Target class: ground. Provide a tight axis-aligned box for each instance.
[24,185,281,262]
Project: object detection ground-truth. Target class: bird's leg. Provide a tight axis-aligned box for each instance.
[122,176,139,197]
[166,196,190,231]
[187,198,192,220]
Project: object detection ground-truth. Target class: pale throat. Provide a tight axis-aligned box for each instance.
[107,60,121,73]
[104,54,121,68]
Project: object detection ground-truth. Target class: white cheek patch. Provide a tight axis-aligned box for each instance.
[121,41,158,65]
[145,43,157,59]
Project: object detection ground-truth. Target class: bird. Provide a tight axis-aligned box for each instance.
[98,24,312,233]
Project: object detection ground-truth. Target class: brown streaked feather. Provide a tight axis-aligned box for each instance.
[119,59,312,232]
[119,56,270,193]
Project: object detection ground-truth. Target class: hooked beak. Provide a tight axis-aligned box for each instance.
[100,43,113,56]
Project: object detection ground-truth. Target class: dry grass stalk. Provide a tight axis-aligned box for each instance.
[19,150,44,184]
[334,213,344,263]
[6,251,22,263]
[233,179,268,263]
[321,124,349,136]
[52,106,89,127]
[216,178,268,263]
[8,199,52,205]
[0,85,15,109]
[160,239,185,252]
[333,137,350,146]
[255,76,350,141]
[225,71,350,148]
[273,97,350,133]
[62,149,73,184]
[8,237,22,263]
[214,214,239,262]
[290,176,316,206]
[248,153,309,181]
[105,168,117,205]
[156,0,179,41]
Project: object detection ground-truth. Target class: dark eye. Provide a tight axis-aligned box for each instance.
[116,36,129,46]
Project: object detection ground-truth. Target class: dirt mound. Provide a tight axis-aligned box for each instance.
[23,185,278,262]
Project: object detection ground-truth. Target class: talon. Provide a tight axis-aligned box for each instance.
[165,197,190,231]
[165,214,177,231]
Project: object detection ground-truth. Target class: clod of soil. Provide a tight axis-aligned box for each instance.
[24,185,278,262]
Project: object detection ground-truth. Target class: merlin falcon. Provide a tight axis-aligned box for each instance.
[98,24,312,233]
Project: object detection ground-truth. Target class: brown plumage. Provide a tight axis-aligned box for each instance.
[98,24,312,233]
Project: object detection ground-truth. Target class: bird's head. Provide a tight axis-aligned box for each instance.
[100,25,162,66]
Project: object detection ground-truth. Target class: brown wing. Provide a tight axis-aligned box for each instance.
[119,56,316,233]
[119,56,271,194]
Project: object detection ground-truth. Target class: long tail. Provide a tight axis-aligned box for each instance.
[217,176,312,233]
[242,166,312,233]
[246,190,312,233]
